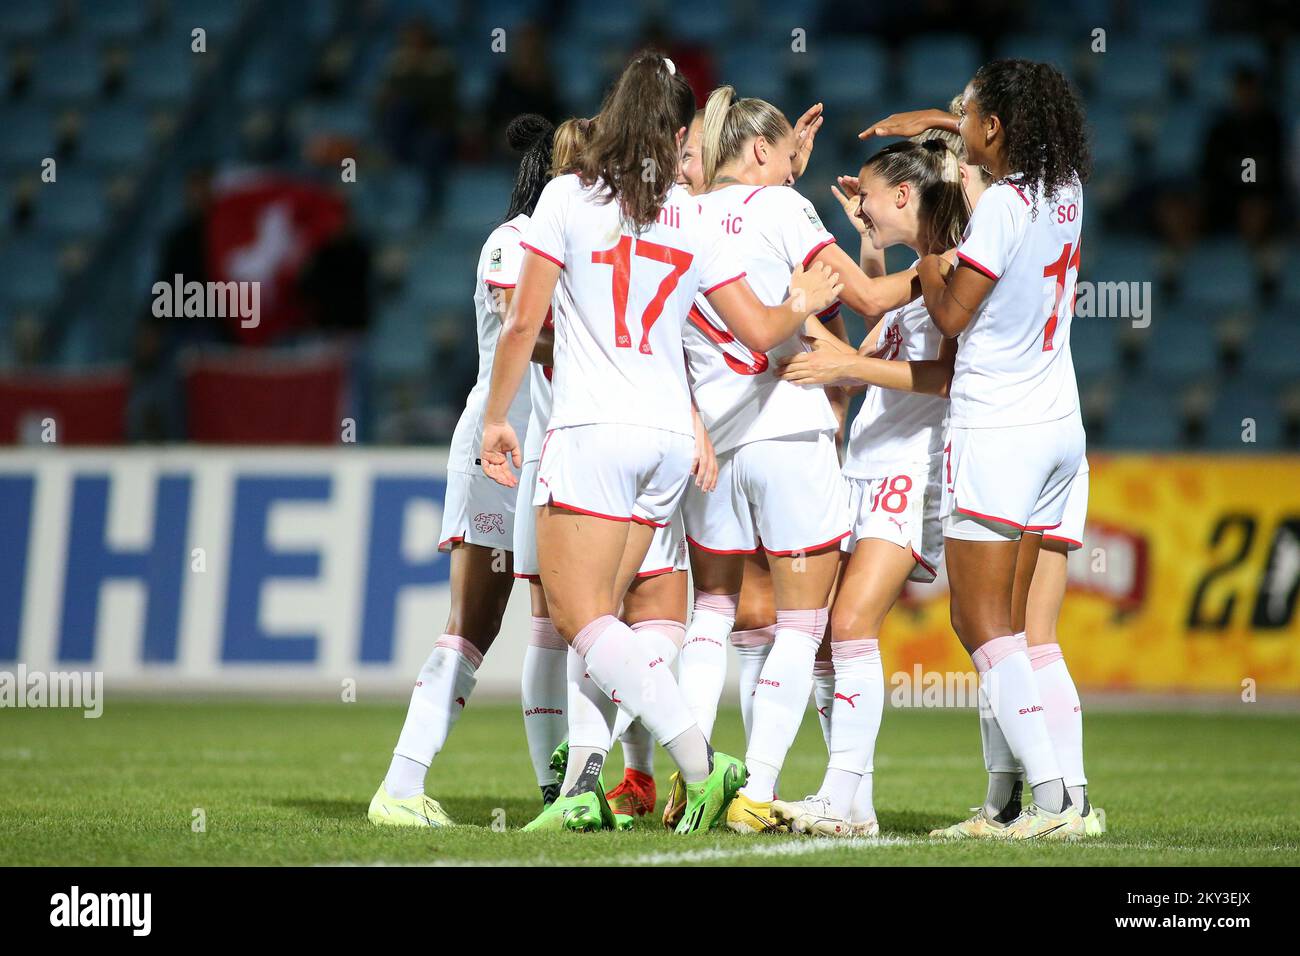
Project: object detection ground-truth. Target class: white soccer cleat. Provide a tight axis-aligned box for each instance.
[771,796,856,837]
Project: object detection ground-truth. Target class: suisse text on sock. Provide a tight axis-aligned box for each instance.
[50,886,151,936]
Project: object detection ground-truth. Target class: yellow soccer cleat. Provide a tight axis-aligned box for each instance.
[929,807,1005,840]
[771,796,855,837]
[725,792,786,834]
[990,803,1083,841]
[1082,804,1107,837]
[661,771,687,830]
[367,784,454,828]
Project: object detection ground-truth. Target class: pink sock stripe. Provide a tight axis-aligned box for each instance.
[1027,642,1064,670]
[435,634,484,669]
[693,591,740,615]
[729,625,775,647]
[813,659,835,677]
[528,617,567,651]
[572,614,620,658]
[775,606,829,638]
[631,618,687,647]
[831,638,879,660]
[970,634,1021,674]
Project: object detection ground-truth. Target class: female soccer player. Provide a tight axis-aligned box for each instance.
[662,86,920,834]
[480,52,842,834]
[763,138,970,838]
[368,114,555,828]
[789,113,1103,839]
[515,116,704,819]
[872,60,1092,839]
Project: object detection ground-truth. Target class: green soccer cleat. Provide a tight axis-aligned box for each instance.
[549,740,569,783]
[367,784,454,828]
[929,807,1005,840]
[521,791,606,832]
[674,752,747,835]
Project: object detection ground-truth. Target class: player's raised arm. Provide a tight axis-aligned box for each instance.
[859,108,959,141]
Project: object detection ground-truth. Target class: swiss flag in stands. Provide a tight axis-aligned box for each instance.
[206,174,346,345]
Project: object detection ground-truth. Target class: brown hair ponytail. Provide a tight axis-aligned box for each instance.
[862,139,970,253]
[578,50,696,230]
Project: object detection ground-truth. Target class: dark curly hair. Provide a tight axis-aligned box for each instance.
[503,113,555,222]
[970,59,1091,203]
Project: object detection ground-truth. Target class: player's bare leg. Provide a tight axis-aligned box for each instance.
[371,542,515,827]
[531,507,740,833]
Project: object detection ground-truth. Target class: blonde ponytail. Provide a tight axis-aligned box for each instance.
[699,85,792,188]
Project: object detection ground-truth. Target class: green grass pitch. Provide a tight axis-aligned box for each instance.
[3,698,1298,866]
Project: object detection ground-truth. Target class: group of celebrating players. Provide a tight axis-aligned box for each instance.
[366,48,1107,841]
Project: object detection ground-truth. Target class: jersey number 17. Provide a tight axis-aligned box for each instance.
[592,236,693,356]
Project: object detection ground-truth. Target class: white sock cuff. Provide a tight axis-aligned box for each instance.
[435,634,484,669]
[528,617,566,651]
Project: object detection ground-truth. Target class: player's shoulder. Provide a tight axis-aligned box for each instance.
[538,172,587,205]
[487,213,529,244]
[750,184,829,232]
[984,177,1034,215]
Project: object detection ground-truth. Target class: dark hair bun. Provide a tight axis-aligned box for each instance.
[507,113,554,153]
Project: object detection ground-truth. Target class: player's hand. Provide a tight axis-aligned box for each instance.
[480,422,522,488]
[918,253,952,288]
[791,102,824,181]
[779,340,860,387]
[831,176,866,236]
[789,261,844,317]
[691,414,718,492]
[859,108,956,141]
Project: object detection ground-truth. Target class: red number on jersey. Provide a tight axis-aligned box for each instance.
[1041,240,1081,352]
[591,236,693,355]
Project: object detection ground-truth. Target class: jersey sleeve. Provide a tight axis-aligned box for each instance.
[520,176,570,269]
[694,215,747,295]
[956,183,1023,280]
[771,187,837,268]
[484,228,526,289]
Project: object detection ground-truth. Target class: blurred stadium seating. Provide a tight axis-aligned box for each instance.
[0,0,1295,449]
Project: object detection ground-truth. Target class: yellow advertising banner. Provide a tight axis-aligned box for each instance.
[883,455,1300,694]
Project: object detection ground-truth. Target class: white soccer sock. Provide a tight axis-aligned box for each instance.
[973,635,1066,812]
[677,591,737,741]
[731,625,775,744]
[850,773,875,824]
[575,615,708,781]
[611,619,684,742]
[387,635,481,798]
[562,643,616,792]
[812,658,835,751]
[612,620,683,774]
[817,639,884,819]
[740,607,827,802]
[521,617,568,787]
[1029,642,1087,803]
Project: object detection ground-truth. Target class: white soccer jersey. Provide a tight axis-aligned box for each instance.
[448,214,534,473]
[522,174,745,437]
[952,175,1084,427]
[521,306,555,464]
[683,184,840,454]
[843,293,947,477]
